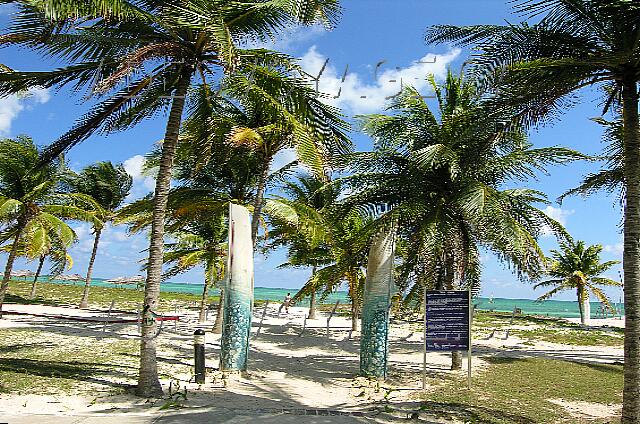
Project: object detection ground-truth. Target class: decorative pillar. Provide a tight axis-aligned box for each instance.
[220,203,254,372]
[359,227,395,378]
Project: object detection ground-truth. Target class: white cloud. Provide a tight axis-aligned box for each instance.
[0,87,50,136]
[123,154,156,201]
[604,241,624,256]
[541,205,574,236]
[298,46,461,114]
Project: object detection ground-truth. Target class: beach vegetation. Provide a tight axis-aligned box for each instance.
[0,137,100,314]
[67,161,132,309]
[426,1,640,419]
[341,72,580,369]
[0,0,346,397]
[535,239,621,326]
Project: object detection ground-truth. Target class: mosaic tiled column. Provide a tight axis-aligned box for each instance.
[220,203,254,372]
[359,227,395,378]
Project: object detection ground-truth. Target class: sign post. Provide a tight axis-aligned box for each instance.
[424,290,472,389]
[468,288,472,389]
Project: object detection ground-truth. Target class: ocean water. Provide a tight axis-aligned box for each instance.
[34,276,624,319]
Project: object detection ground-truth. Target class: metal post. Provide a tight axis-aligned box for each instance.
[422,286,427,390]
[256,301,269,337]
[467,288,472,390]
[326,300,340,339]
[194,329,206,384]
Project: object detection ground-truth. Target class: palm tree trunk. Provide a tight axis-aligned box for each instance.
[79,228,102,309]
[349,272,359,332]
[251,156,272,246]
[136,69,192,398]
[198,272,212,323]
[351,299,358,331]
[0,223,26,317]
[577,286,585,324]
[212,287,224,334]
[29,255,45,299]
[308,265,317,319]
[621,75,640,424]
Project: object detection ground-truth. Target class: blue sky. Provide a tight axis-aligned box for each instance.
[0,1,625,301]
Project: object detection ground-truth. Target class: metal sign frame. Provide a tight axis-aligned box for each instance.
[422,288,472,389]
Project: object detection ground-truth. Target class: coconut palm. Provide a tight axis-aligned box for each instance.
[1,224,75,298]
[162,212,227,324]
[0,0,343,396]
[28,241,73,298]
[0,136,98,313]
[425,2,640,417]
[266,190,372,331]
[184,78,350,247]
[535,240,620,326]
[68,161,132,308]
[266,174,334,319]
[342,73,579,368]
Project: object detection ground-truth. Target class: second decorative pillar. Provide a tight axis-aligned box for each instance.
[359,227,396,378]
[220,203,254,372]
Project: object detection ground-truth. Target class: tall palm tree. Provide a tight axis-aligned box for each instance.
[535,240,620,326]
[1,221,75,298]
[69,161,132,308]
[0,136,98,313]
[162,213,227,323]
[186,80,350,247]
[342,73,579,369]
[266,192,372,331]
[425,2,640,417]
[0,0,343,397]
[266,175,335,319]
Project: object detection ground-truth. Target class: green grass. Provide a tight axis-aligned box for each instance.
[0,327,193,396]
[5,279,212,312]
[0,328,140,395]
[419,357,622,423]
[513,328,624,347]
[473,311,624,347]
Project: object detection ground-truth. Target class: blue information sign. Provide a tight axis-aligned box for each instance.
[425,290,470,351]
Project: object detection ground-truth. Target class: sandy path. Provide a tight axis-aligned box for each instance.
[0,303,625,423]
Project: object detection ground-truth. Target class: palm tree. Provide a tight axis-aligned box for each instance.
[29,240,73,298]
[266,191,372,331]
[0,0,343,396]
[162,213,227,324]
[68,161,132,308]
[342,73,579,369]
[1,223,75,299]
[535,240,620,326]
[0,136,98,313]
[266,174,334,319]
[425,2,640,417]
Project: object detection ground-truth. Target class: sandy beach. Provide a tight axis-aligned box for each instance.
[0,302,625,423]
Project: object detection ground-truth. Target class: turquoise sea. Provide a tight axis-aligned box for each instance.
[35,276,624,319]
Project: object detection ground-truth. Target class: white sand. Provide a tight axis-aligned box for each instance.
[564,317,626,328]
[0,303,624,422]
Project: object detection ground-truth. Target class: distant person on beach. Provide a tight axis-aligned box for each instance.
[283,293,292,314]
